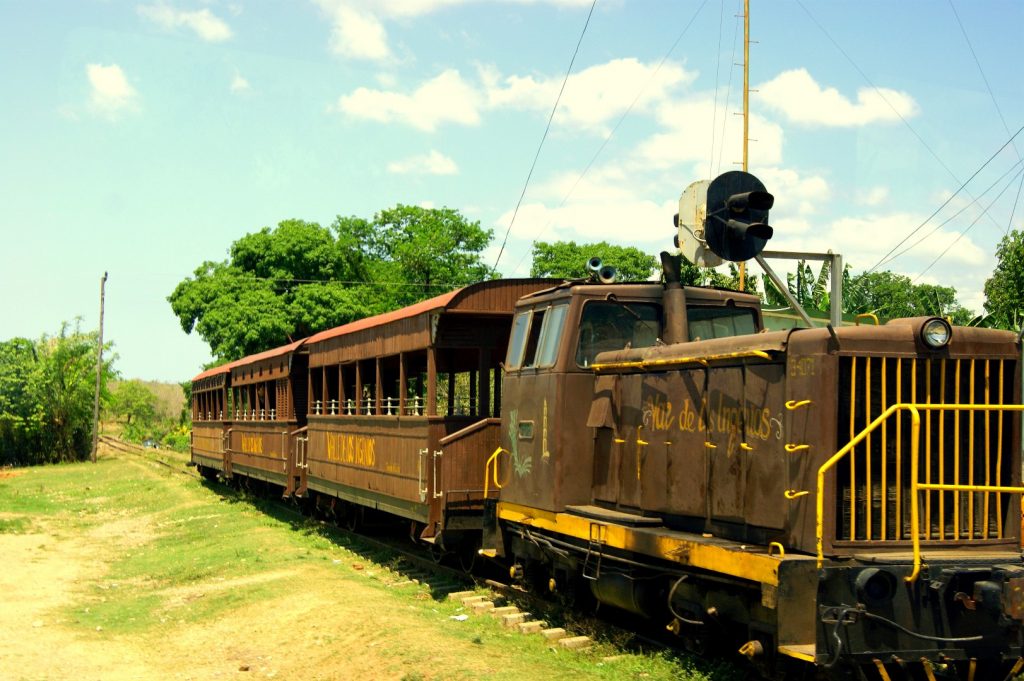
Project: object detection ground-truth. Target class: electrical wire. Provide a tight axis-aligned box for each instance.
[879,156,1024,268]
[915,162,1024,282]
[707,0,726,178]
[490,0,599,276]
[715,0,742,177]
[508,0,712,275]
[181,271,463,290]
[796,0,1005,274]
[947,0,1023,234]
[862,124,1024,276]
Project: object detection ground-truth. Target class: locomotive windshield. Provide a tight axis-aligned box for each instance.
[576,300,661,367]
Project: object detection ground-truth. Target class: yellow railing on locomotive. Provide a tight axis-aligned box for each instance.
[814,402,1024,583]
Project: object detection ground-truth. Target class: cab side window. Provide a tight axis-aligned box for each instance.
[687,306,757,341]
[530,304,568,368]
[507,304,570,370]
[506,311,531,370]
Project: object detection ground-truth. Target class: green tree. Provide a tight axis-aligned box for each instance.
[0,338,40,464]
[845,270,972,324]
[530,241,658,281]
[363,205,495,305]
[109,380,158,428]
[983,229,1024,329]
[0,322,116,466]
[170,208,494,362]
[764,259,832,311]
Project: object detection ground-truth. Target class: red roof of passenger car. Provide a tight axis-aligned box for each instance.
[305,286,464,346]
[190,339,305,382]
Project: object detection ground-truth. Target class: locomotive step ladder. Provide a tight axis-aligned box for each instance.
[583,522,607,580]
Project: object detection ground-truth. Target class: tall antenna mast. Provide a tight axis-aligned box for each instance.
[739,0,750,290]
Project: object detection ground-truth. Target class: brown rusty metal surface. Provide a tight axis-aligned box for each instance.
[306,416,431,507]
[228,421,296,480]
[192,423,227,459]
[1004,577,1024,620]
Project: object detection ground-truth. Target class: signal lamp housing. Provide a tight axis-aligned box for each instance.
[704,171,775,262]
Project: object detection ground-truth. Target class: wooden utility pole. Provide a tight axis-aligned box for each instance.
[91,272,108,463]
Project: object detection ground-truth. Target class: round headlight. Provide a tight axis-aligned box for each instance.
[921,318,952,349]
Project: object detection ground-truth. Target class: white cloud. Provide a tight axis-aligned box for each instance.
[355,0,593,18]
[494,177,678,246]
[756,68,918,127]
[335,58,696,134]
[313,0,599,61]
[480,58,696,133]
[335,69,481,131]
[387,150,459,175]
[858,186,890,207]
[635,99,784,170]
[138,4,233,42]
[770,212,986,271]
[313,1,392,61]
[230,72,251,93]
[756,167,830,216]
[86,64,139,118]
[231,72,250,93]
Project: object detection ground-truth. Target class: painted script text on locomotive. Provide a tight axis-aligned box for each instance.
[325,433,376,468]
[645,393,775,440]
[240,435,264,454]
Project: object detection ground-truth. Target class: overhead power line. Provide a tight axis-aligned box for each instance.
[509,0,712,275]
[796,0,1005,264]
[864,124,1024,275]
[947,0,1023,234]
[879,156,1024,268]
[915,162,1024,281]
[490,0,599,276]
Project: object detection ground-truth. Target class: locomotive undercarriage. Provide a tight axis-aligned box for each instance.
[489,509,1024,681]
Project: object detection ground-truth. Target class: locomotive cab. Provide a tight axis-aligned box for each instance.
[498,280,763,516]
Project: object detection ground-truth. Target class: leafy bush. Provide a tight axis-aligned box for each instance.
[0,321,115,466]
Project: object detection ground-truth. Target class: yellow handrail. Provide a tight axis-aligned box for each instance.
[855,313,879,326]
[591,349,771,372]
[483,447,508,498]
[816,403,1024,582]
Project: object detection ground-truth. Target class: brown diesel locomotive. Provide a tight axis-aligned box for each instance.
[191,171,1024,679]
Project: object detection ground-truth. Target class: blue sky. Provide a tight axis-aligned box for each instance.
[2,0,1022,382]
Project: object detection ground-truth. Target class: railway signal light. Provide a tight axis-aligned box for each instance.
[704,171,774,262]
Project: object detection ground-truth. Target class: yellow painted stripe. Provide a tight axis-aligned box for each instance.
[778,645,816,663]
[496,502,787,586]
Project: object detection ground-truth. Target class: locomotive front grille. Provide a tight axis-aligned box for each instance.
[834,356,1018,544]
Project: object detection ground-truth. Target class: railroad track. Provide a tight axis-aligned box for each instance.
[101,437,695,667]
[99,435,200,479]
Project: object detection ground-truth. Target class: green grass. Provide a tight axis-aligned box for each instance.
[0,451,736,680]
[0,515,33,533]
